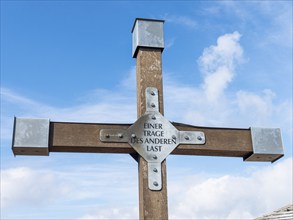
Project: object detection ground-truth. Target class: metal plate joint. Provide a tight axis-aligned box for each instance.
[145,87,159,112]
[148,162,162,190]
[179,131,205,144]
[100,129,128,142]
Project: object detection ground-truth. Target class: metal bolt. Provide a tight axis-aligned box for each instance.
[118,134,123,138]
[152,115,156,120]
[153,155,158,160]
[185,136,190,140]
[153,168,158,173]
[151,103,156,108]
[150,91,156,96]
[131,134,136,138]
[105,134,110,138]
[197,136,202,141]
[153,181,159,187]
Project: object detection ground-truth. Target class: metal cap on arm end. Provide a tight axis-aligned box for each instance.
[244,127,284,163]
[132,18,164,58]
[12,117,50,156]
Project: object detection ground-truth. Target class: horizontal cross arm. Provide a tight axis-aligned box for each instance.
[13,119,283,162]
[50,122,254,159]
[173,122,283,162]
[50,122,134,154]
[172,122,252,158]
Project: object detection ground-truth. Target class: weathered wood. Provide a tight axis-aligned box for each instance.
[49,122,253,158]
[136,48,168,220]
[173,123,252,158]
[49,122,133,153]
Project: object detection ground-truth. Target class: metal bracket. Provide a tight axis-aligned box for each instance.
[100,129,128,142]
[100,87,205,190]
[145,87,160,112]
[179,130,205,144]
[244,127,284,162]
[148,162,162,190]
[12,117,50,156]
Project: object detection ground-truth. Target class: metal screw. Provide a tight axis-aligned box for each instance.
[197,136,202,141]
[151,103,156,108]
[152,115,156,120]
[153,155,158,160]
[185,136,190,140]
[153,181,159,187]
[153,168,158,173]
[150,91,156,96]
[131,134,136,138]
[105,134,110,138]
[118,134,123,138]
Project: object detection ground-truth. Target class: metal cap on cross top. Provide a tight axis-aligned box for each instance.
[132,18,165,58]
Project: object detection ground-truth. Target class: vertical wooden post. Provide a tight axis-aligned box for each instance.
[136,48,168,219]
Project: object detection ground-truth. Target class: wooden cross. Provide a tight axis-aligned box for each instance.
[12,18,284,219]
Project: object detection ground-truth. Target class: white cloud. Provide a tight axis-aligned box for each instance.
[163,14,197,29]
[1,167,69,209]
[218,1,293,48]
[2,158,291,219]
[268,4,292,48]
[169,157,293,219]
[1,159,139,219]
[198,31,243,102]
[1,88,38,107]
[236,90,274,123]
[163,31,292,133]
[78,206,138,220]
[119,66,136,91]
[165,37,176,49]
[164,78,292,131]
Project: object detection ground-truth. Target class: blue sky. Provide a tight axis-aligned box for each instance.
[1,1,292,219]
